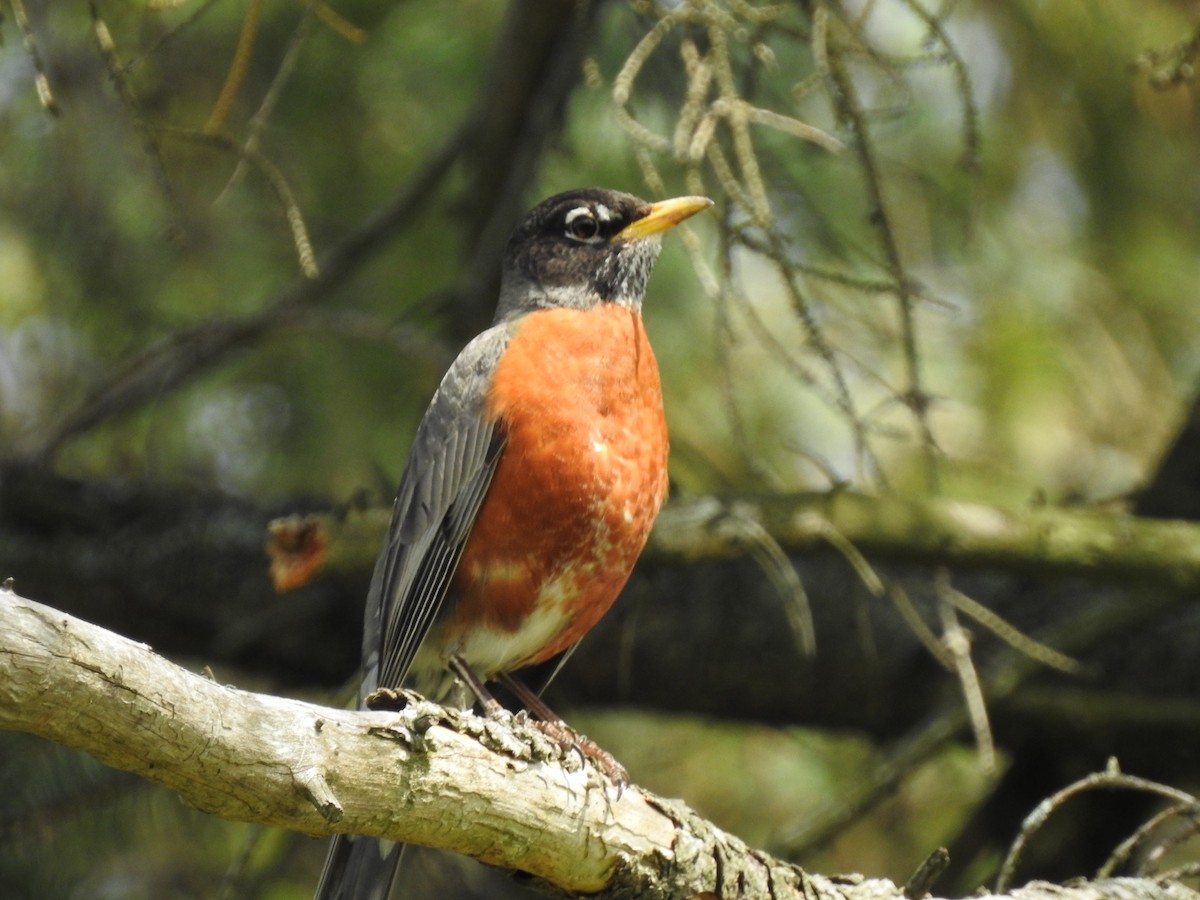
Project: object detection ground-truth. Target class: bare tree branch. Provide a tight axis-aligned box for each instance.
[2,586,1197,900]
[0,587,811,897]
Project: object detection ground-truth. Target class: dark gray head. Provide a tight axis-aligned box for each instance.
[495,188,712,323]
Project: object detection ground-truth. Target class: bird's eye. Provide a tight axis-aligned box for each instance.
[564,207,601,243]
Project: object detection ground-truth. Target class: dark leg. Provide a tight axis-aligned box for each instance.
[497,670,560,721]
[448,654,505,716]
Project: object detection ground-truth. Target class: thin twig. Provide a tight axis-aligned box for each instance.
[204,0,262,134]
[307,0,365,44]
[936,573,995,774]
[8,0,59,114]
[996,760,1199,892]
[131,0,222,64]
[1140,810,1200,877]
[90,1,184,242]
[887,583,953,669]
[217,5,317,199]
[938,578,1082,676]
[1098,803,1200,879]
[904,847,951,900]
[819,2,938,489]
[897,0,980,174]
[158,126,318,278]
[727,504,816,657]
[778,696,968,856]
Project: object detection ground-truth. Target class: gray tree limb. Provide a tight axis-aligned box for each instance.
[0,586,827,897]
[1,586,1197,900]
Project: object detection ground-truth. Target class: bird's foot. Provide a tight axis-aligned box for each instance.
[492,670,629,791]
[526,717,629,791]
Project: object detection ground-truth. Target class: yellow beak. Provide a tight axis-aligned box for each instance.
[616,195,713,241]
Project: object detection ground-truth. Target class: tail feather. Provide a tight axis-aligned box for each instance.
[314,835,404,900]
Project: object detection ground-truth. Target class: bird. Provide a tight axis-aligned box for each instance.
[315,187,712,899]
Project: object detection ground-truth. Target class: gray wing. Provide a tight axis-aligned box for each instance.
[361,324,512,699]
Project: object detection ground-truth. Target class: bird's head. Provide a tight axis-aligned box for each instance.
[496,188,712,321]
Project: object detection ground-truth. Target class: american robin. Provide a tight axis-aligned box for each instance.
[315,187,712,899]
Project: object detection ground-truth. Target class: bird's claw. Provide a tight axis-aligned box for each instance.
[527,718,629,793]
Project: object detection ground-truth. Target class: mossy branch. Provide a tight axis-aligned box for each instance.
[268,492,1200,594]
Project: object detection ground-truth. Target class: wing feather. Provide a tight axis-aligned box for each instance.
[360,325,512,699]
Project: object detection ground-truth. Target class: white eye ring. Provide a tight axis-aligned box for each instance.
[564,207,602,242]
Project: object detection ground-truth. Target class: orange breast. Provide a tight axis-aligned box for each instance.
[443,304,668,676]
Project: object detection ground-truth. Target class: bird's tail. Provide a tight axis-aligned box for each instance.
[314,834,404,900]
